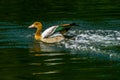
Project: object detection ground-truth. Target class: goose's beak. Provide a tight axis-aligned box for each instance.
[28,24,35,28]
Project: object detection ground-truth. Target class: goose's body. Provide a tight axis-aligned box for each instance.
[28,22,77,43]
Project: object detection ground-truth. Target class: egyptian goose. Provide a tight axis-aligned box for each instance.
[28,22,77,43]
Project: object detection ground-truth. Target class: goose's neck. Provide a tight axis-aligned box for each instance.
[35,28,42,40]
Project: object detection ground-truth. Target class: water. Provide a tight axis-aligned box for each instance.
[0,0,120,80]
[0,20,120,80]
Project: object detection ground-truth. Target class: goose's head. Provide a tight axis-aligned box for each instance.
[28,22,42,30]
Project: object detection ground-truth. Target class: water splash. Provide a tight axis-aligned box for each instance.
[59,30,120,52]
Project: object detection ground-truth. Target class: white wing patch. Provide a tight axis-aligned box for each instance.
[41,25,58,38]
[49,33,63,38]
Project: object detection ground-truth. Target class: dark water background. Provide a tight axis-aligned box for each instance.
[0,0,120,80]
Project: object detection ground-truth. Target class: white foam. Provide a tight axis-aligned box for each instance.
[59,30,120,51]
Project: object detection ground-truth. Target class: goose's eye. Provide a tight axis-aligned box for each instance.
[35,23,38,25]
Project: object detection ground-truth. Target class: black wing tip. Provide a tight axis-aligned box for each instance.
[70,23,79,26]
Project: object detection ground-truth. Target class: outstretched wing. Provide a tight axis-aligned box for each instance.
[41,26,58,38]
[42,23,77,38]
[54,24,72,34]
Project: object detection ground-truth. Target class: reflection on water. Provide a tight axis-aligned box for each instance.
[0,20,120,80]
[29,42,120,80]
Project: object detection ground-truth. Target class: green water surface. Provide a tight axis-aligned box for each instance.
[0,0,120,80]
